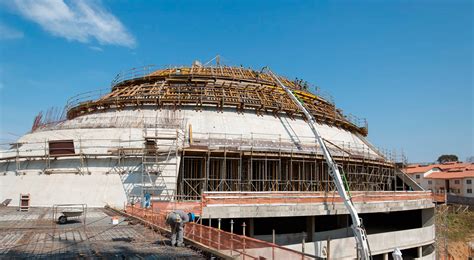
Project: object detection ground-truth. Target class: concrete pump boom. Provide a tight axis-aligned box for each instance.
[265,68,372,259]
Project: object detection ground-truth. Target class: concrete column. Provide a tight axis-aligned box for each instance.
[306,216,315,242]
[417,246,423,258]
[422,208,435,227]
[383,253,388,260]
[248,218,254,237]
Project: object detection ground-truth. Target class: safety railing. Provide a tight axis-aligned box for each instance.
[192,132,387,161]
[65,88,109,112]
[58,65,368,133]
[111,65,157,87]
[31,113,188,133]
[61,86,338,121]
[109,64,335,103]
[344,113,368,130]
[312,86,334,105]
[125,205,315,259]
[27,115,378,161]
[0,131,397,164]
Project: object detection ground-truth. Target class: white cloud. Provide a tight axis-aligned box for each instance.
[89,46,103,52]
[11,0,136,48]
[0,23,24,40]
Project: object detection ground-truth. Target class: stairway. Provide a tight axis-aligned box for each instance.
[395,169,424,191]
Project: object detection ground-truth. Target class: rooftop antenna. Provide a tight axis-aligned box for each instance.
[204,55,221,66]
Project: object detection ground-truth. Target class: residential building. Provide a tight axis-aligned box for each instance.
[404,162,474,198]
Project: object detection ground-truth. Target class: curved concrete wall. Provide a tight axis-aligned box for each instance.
[284,225,435,259]
[0,108,384,207]
[26,108,380,157]
[0,172,128,207]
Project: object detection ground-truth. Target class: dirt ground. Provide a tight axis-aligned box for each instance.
[435,204,474,259]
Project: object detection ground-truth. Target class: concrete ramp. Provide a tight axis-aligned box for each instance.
[395,169,424,191]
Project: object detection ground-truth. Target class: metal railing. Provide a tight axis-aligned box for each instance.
[313,87,334,105]
[65,88,109,112]
[109,64,336,105]
[344,113,368,130]
[30,114,187,133]
[0,131,398,163]
[51,64,370,133]
[125,205,316,259]
[111,65,157,87]
[191,131,389,162]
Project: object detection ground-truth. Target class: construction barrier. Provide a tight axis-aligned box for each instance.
[125,205,315,260]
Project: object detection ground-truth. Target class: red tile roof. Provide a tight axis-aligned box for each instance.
[437,162,471,170]
[404,165,436,174]
[425,170,474,179]
[404,162,474,179]
[404,162,474,174]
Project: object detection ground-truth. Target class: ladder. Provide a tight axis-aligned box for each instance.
[265,68,372,259]
[141,128,180,201]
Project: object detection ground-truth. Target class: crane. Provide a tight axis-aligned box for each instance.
[264,67,372,259]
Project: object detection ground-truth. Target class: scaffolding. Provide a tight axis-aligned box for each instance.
[65,65,368,136]
[141,127,182,200]
[1,129,396,202]
[178,151,394,199]
[177,130,395,199]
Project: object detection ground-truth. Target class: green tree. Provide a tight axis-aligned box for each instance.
[437,154,459,163]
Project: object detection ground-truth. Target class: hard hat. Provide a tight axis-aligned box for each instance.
[188,212,195,222]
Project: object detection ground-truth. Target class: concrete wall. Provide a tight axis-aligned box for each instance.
[7,108,381,158]
[448,179,463,194]
[0,107,386,208]
[0,109,190,207]
[461,178,474,197]
[413,168,440,191]
[447,194,474,206]
[0,172,127,207]
[284,225,435,259]
[255,227,351,245]
[202,198,434,218]
[0,153,181,208]
[255,232,307,245]
[422,208,435,227]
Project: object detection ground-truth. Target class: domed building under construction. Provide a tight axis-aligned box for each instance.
[0,61,436,259]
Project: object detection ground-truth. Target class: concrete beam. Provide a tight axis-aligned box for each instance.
[202,199,434,219]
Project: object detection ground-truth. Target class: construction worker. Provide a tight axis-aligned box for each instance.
[165,210,195,247]
[144,192,151,208]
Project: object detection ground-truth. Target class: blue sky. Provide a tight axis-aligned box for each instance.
[0,0,472,162]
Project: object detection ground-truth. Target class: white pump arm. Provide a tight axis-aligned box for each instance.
[265,68,371,259]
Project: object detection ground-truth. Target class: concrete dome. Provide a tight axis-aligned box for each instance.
[1,63,395,208]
